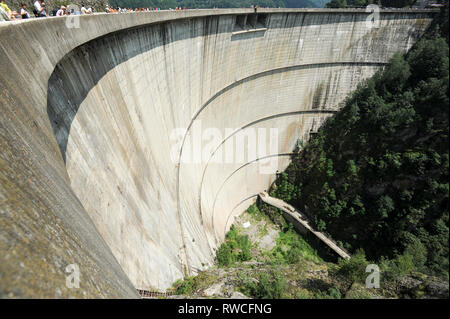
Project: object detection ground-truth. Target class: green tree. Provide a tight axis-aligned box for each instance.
[264,18,449,278]
[330,250,368,296]
[243,272,286,298]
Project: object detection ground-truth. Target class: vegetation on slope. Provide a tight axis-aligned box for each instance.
[261,14,449,280]
[172,204,351,299]
[324,0,432,8]
[3,0,326,14]
[216,225,252,266]
[172,7,449,300]
[172,204,448,298]
[110,0,325,10]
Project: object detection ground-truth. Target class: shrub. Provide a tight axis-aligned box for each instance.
[242,272,286,299]
[329,249,368,295]
[216,244,233,267]
[270,225,321,264]
[216,226,252,267]
[173,276,195,295]
[326,286,342,299]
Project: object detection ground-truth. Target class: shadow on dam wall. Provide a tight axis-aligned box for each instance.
[47,12,396,163]
[0,9,438,297]
[47,9,424,162]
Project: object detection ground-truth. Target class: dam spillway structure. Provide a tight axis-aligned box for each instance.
[0,8,437,298]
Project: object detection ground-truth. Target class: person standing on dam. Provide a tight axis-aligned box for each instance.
[0,0,17,20]
[55,6,66,16]
[80,4,92,14]
[20,3,30,19]
[33,0,46,17]
[0,6,8,21]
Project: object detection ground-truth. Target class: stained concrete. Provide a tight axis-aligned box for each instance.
[0,9,436,296]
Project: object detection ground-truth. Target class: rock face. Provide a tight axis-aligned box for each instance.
[397,274,449,299]
[0,9,436,297]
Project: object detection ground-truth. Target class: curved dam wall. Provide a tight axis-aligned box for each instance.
[0,9,435,296]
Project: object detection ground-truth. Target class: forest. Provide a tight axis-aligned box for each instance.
[263,8,449,279]
[108,0,435,10]
[108,0,328,10]
[324,0,419,8]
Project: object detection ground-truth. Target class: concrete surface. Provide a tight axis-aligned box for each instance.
[0,9,436,296]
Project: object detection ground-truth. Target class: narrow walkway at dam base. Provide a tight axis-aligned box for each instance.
[258,192,351,260]
[137,289,175,299]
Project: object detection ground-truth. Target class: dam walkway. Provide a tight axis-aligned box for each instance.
[258,192,351,260]
[137,289,175,299]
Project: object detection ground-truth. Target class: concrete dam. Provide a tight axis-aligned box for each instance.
[0,8,436,298]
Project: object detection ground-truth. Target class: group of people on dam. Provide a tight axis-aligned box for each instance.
[0,0,190,21]
[0,1,260,22]
[0,0,91,20]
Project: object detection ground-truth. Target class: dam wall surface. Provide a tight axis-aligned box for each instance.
[0,9,436,296]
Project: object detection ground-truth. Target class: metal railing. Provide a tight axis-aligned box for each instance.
[137,288,176,299]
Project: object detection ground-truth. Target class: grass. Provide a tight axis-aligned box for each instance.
[172,271,219,295]
[269,224,322,265]
[239,272,286,299]
[216,225,252,267]
[259,223,269,237]
[171,203,371,299]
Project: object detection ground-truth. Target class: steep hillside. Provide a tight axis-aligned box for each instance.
[170,204,372,299]
[262,13,449,279]
[170,204,448,298]
[169,11,449,299]
[2,0,325,11]
[108,0,323,9]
